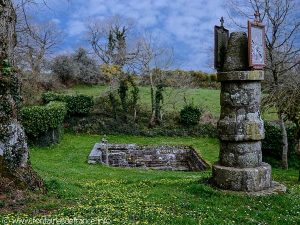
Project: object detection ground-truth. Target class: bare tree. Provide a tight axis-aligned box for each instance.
[136,34,174,127]
[87,16,140,71]
[15,18,62,76]
[266,64,300,180]
[228,0,300,169]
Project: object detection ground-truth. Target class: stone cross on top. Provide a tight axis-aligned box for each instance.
[214,16,229,71]
[101,135,108,144]
[254,11,260,23]
[220,16,224,28]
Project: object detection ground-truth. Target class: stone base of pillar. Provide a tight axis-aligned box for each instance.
[212,162,272,192]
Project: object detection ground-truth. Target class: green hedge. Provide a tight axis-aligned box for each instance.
[65,114,218,138]
[262,122,298,168]
[21,101,67,137]
[42,92,94,115]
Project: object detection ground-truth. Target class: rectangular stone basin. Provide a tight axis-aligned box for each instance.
[88,143,209,171]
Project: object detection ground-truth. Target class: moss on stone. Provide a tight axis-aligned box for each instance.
[248,71,264,80]
[246,122,262,140]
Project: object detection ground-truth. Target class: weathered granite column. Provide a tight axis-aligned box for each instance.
[212,32,272,192]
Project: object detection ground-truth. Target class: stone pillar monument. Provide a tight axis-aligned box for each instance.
[212,16,286,194]
[213,67,271,191]
[212,31,272,192]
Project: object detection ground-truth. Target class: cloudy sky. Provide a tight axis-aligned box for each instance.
[27,0,250,72]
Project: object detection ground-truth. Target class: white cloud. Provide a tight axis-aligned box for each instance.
[51,18,61,24]
[67,20,86,36]
[32,0,232,71]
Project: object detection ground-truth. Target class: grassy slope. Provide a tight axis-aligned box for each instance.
[63,84,276,120]
[1,134,299,225]
[64,85,221,114]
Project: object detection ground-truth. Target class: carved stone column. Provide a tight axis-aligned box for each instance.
[212,70,272,191]
[212,31,273,192]
[211,25,287,193]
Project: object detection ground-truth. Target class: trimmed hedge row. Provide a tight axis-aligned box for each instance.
[42,92,94,115]
[21,101,67,138]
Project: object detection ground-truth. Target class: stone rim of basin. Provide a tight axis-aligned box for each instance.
[88,142,209,172]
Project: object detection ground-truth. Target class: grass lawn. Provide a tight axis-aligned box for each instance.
[62,84,277,120]
[1,133,299,224]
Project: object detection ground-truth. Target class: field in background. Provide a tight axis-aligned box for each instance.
[63,84,277,120]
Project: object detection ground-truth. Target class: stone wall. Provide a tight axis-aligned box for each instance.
[88,143,209,171]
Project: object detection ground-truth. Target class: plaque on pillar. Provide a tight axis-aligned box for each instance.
[248,11,266,70]
[214,17,229,71]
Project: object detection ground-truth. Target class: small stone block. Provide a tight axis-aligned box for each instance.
[88,143,102,164]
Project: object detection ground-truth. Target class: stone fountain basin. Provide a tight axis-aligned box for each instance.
[88,143,209,171]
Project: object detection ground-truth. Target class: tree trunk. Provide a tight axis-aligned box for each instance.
[0,0,43,191]
[108,92,117,119]
[0,0,27,167]
[296,132,300,182]
[149,72,156,128]
[279,113,289,169]
[296,126,300,182]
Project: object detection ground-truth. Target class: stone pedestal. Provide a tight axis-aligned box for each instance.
[212,70,272,192]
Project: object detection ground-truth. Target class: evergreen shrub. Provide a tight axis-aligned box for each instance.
[42,92,94,115]
[180,105,203,126]
[21,101,67,146]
